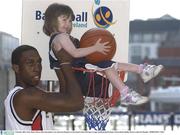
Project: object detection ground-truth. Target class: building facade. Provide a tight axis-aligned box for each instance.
[0,31,19,129]
[128,15,180,112]
[0,32,19,69]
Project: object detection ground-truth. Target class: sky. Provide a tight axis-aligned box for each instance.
[0,0,180,39]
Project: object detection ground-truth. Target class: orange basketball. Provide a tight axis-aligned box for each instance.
[80,28,116,64]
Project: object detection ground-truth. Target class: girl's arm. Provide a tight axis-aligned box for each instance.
[53,33,110,58]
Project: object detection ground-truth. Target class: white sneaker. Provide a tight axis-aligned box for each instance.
[141,64,164,83]
[121,90,149,106]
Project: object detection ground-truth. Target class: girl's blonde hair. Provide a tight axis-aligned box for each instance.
[43,3,75,36]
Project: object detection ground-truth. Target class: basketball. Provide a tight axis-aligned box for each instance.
[80,28,116,64]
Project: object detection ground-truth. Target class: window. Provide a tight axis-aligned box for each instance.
[132,34,142,42]
[143,33,153,42]
[131,46,142,56]
[144,47,150,57]
[154,33,161,41]
[130,46,142,63]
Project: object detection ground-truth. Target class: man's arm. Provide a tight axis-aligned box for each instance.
[14,49,83,113]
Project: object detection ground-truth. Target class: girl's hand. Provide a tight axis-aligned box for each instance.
[94,38,111,55]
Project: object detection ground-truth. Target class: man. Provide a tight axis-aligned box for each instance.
[4,45,84,130]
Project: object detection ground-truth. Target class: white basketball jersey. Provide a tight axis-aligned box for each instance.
[4,86,53,130]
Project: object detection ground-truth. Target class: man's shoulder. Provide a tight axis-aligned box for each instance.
[6,86,23,100]
[18,86,43,94]
[13,87,43,102]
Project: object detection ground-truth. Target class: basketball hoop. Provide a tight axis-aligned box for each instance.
[83,97,112,130]
[74,67,125,130]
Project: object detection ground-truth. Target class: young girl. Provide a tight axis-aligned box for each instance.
[43,3,163,106]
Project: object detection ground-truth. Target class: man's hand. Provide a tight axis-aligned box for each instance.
[56,49,73,63]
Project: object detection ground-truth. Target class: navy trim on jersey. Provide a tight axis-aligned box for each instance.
[49,33,60,69]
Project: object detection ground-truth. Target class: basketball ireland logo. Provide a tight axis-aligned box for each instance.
[92,1,116,28]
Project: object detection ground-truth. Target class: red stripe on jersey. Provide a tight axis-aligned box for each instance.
[32,113,42,130]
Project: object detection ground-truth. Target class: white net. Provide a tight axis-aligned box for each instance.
[79,70,124,130]
[83,97,112,130]
[72,67,124,130]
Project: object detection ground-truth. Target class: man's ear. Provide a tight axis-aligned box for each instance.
[12,64,19,73]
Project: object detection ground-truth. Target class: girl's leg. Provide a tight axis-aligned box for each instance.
[103,67,148,106]
[116,62,143,74]
[103,67,126,91]
[116,62,164,83]
[103,68,126,106]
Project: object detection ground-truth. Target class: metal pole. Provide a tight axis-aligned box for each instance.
[47,80,54,92]
[128,112,132,130]
[170,112,174,131]
[47,80,54,128]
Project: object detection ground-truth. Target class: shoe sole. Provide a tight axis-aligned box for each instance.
[143,65,164,83]
[121,97,149,106]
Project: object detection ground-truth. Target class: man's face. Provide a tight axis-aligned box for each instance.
[17,50,42,87]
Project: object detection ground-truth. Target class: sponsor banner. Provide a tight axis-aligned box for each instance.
[22,0,130,80]
[134,112,180,125]
[1,130,179,135]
